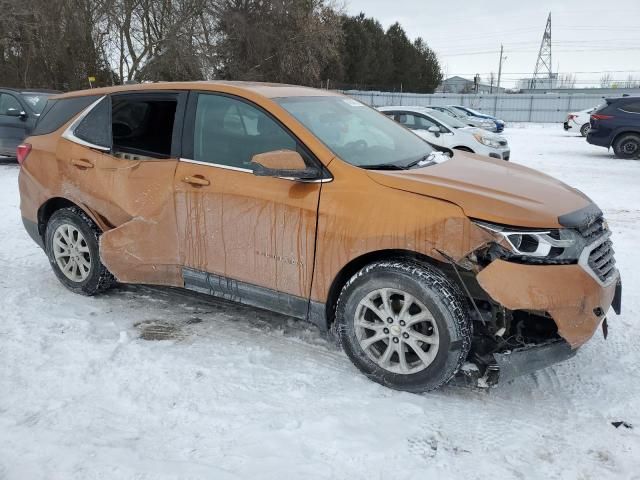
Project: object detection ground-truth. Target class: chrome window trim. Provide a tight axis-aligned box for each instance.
[179,157,333,183]
[618,107,640,115]
[179,158,252,173]
[61,95,110,152]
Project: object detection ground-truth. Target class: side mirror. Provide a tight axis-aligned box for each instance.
[6,108,27,119]
[428,125,441,137]
[251,149,320,180]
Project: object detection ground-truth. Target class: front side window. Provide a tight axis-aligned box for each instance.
[192,94,297,170]
[277,96,433,168]
[0,93,22,116]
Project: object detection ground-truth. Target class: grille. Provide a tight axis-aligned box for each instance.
[588,239,616,282]
[577,216,617,283]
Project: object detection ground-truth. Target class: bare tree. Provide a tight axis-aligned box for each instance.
[488,72,496,92]
[600,72,613,88]
[557,73,576,88]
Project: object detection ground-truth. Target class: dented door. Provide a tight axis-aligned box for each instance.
[64,92,188,286]
[175,92,321,301]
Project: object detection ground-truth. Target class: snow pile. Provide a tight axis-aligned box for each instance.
[0,127,639,479]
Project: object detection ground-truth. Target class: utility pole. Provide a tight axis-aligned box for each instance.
[497,45,504,91]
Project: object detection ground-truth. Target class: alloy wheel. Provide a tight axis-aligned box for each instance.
[355,288,439,374]
[52,224,92,282]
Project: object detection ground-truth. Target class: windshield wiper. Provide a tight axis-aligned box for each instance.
[404,154,436,169]
[360,163,407,170]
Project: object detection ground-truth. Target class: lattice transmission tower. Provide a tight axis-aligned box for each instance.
[531,13,553,89]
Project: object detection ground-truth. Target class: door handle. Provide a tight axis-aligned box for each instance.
[71,158,94,169]
[182,175,210,187]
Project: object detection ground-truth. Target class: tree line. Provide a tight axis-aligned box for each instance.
[0,0,442,93]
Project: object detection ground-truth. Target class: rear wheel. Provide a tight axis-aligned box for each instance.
[45,207,116,295]
[580,123,590,137]
[613,134,640,159]
[336,261,471,392]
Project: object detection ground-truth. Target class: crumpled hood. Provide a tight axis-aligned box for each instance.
[367,152,592,228]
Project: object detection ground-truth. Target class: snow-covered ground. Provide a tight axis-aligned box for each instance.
[1,126,639,479]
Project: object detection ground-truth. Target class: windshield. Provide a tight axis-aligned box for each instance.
[425,109,467,128]
[20,93,51,114]
[277,96,434,168]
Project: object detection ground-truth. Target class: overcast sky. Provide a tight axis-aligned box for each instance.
[344,0,640,88]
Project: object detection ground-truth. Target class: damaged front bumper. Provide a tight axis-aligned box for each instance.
[476,260,620,348]
[454,339,577,387]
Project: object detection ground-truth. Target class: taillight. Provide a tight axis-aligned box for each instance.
[16,143,32,166]
[568,114,576,120]
[591,114,614,120]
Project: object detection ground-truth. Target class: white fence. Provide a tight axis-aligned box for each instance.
[341,91,635,123]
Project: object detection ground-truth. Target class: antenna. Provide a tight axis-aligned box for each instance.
[531,12,552,89]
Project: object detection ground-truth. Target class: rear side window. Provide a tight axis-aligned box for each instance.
[0,93,22,115]
[620,101,640,114]
[395,112,438,130]
[111,94,179,158]
[74,97,111,148]
[32,95,99,136]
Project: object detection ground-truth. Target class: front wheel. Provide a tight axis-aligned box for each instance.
[613,134,640,159]
[336,261,472,392]
[45,207,116,295]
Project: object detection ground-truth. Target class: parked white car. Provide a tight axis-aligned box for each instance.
[378,106,510,160]
[563,107,595,137]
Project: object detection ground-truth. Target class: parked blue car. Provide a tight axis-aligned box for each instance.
[587,96,640,159]
[449,105,505,133]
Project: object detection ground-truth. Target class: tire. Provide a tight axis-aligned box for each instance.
[613,134,640,159]
[45,207,116,295]
[336,260,472,392]
[580,123,590,137]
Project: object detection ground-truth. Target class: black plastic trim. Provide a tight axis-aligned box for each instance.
[183,268,327,329]
[558,203,603,228]
[22,217,44,249]
[492,340,576,384]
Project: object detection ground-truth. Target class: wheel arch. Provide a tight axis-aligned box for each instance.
[323,249,449,329]
[611,129,640,148]
[37,197,107,245]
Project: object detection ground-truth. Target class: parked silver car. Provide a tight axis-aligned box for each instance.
[428,105,496,131]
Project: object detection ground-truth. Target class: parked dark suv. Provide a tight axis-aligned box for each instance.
[0,88,57,158]
[587,97,640,159]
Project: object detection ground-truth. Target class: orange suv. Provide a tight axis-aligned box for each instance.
[18,82,622,391]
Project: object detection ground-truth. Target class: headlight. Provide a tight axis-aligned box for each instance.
[473,133,503,149]
[474,220,586,261]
